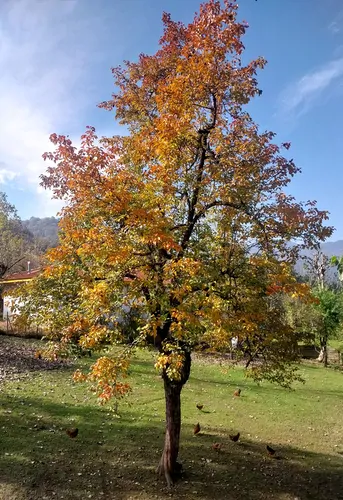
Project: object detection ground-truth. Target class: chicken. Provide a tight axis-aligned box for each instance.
[66,427,79,438]
[196,403,204,411]
[229,432,240,442]
[233,388,241,397]
[212,442,222,451]
[193,423,201,435]
[175,461,183,472]
[266,445,276,456]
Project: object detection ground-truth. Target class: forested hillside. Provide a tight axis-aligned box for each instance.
[0,193,36,277]
[0,193,60,279]
[22,217,59,251]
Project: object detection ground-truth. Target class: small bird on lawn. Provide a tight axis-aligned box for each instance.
[266,445,276,456]
[229,432,240,442]
[193,423,201,435]
[66,427,79,439]
[212,442,222,451]
[196,403,204,411]
[233,388,241,397]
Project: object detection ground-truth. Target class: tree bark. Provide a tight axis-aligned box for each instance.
[323,345,328,367]
[157,348,191,487]
[318,337,328,367]
[317,347,324,363]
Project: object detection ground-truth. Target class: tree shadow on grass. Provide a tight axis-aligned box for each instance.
[1,394,343,500]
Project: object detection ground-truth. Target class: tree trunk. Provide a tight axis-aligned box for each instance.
[318,337,328,367]
[323,345,328,367]
[157,348,191,487]
[317,347,324,362]
[157,379,182,487]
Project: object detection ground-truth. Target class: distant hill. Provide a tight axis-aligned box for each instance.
[22,217,60,251]
[20,216,343,271]
[321,240,343,257]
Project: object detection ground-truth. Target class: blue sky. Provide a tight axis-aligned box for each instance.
[0,0,343,240]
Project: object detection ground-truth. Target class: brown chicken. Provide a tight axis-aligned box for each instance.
[66,427,79,438]
[212,442,222,451]
[233,388,241,397]
[229,432,240,442]
[196,403,204,411]
[193,423,201,435]
[266,445,276,456]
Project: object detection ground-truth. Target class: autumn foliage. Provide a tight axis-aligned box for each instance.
[17,0,332,485]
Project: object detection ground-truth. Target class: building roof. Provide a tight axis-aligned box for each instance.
[0,269,41,284]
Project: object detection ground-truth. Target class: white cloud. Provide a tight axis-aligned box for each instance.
[279,58,343,118]
[0,163,17,184]
[0,0,102,217]
[329,21,340,34]
[328,8,343,35]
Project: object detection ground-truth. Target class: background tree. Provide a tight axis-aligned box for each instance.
[330,255,343,284]
[0,192,34,278]
[312,287,343,366]
[286,251,343,366]
[17,0,332,486]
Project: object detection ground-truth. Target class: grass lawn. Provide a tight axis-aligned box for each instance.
[1,337,343,500]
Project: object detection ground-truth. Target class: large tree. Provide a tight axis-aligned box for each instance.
[19,0,332,486]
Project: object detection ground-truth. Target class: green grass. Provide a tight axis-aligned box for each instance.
[1,340,343,499]
[329,339,343,351]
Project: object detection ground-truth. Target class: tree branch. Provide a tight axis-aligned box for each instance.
[177,93,218,257]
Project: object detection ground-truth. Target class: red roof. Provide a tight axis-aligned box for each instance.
[0,269,41,284]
